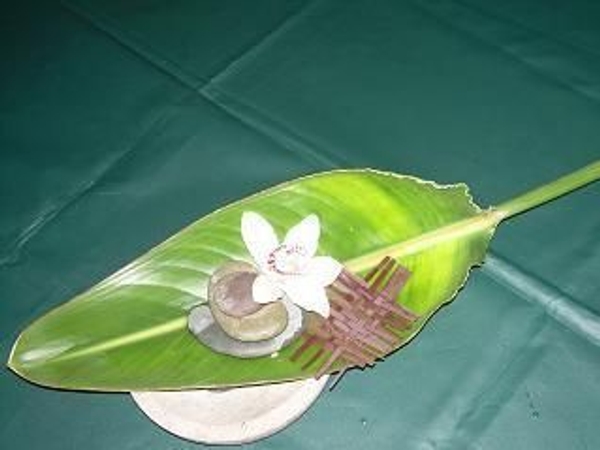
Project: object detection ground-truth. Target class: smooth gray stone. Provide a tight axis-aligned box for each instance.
[188,301,304,358]
[131,376,330,444]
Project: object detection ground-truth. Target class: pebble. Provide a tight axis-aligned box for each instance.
[208,261,289,342]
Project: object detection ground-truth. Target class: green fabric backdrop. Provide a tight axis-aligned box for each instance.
[2,1,599,448]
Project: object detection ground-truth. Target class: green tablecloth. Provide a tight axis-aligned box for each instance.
[2,1,599,448]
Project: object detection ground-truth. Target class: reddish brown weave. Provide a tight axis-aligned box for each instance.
[290,257,418,378]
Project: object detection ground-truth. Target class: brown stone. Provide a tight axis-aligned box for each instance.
[208,261,289,342]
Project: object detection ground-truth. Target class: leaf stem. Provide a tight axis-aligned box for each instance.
[494,160,600,219]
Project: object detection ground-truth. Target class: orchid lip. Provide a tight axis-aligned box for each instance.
[266,244,309,275]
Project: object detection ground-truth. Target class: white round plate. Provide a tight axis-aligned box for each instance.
[131,376,329,445]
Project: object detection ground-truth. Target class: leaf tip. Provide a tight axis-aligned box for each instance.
[6,332,27,379]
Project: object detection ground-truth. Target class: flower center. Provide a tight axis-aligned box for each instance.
[267,244,308,275]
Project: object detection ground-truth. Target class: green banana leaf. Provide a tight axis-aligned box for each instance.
[8,163,600,391]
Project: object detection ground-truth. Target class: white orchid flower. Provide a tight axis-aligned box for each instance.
[241,211,342,318]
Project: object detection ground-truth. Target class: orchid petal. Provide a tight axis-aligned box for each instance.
[306,256,343,286]
[283,214,320,259]
[241,212,278,269]
[282,278,331,318]
[252,274,283,304]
